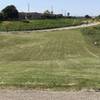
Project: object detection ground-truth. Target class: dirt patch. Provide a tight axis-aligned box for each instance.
[0,89,100,100]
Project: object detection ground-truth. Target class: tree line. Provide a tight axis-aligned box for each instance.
[0,5,93,21]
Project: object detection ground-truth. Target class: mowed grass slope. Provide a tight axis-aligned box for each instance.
[0,29,100,90]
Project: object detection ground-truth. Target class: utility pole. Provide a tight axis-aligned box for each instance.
[51,6,54,14]
[28,3,30,12]
[25,3,30,20]
[64,10,67,16]
[61,9,64,16]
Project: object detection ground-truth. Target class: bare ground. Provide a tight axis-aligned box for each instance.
[0,89,100,100]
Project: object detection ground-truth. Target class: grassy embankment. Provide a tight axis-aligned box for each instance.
[0,18,90,31]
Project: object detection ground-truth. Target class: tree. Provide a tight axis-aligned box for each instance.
[43,10,51,19]
[44,10,51,15]
[51,11,54,15]
[85,15,91,19]
[1,5,19,20]
[67,12,70,17]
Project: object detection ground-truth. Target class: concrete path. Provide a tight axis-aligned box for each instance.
[32,22,100,32]
[0,89,100,100]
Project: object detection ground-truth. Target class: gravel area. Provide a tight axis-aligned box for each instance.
[0,89,100,100]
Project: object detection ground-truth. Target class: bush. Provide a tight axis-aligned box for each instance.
[22,20,30,23]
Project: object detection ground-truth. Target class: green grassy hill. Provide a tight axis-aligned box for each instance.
[0,18,87,31]
[0,27,100,90]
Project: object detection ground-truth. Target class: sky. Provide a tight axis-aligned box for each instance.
[0,0,100,16]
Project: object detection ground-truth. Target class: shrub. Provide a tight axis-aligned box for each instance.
[22,20,30,23]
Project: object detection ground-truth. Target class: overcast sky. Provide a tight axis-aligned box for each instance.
[0,0,100,16]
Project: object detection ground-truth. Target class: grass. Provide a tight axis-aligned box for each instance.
[82,26,100,46]
[81,25,100,57]
[0,18,88,31]
[0,28,100,90]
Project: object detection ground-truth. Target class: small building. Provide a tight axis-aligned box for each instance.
[19,12,43,20]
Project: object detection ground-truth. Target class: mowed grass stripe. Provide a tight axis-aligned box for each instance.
[0,29,99,90]
[0,30,94,61]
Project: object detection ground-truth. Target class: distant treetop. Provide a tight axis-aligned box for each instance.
[1,5,19,20]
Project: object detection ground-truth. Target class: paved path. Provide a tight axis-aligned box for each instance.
[0,89,100,100]
[31,22,100,32]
